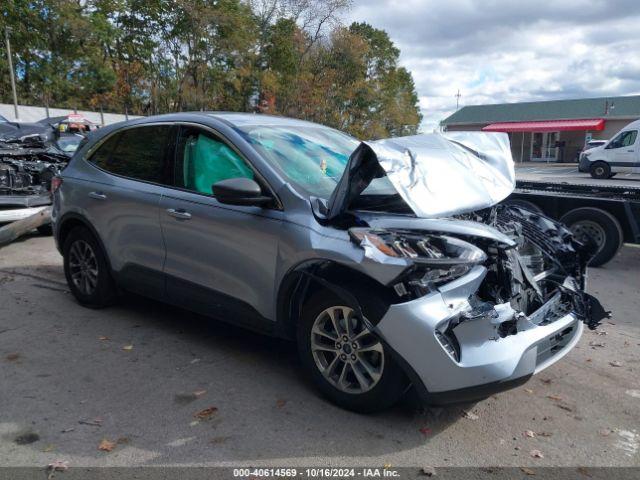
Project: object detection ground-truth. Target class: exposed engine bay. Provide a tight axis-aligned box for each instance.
[0,135,71,215]
[348,204,608,347]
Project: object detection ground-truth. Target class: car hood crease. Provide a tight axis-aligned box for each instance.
[325,131,516,220]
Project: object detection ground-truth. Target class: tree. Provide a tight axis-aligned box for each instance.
[0,1,422,138]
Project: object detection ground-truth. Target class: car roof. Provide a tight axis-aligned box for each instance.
[205,112,323,129]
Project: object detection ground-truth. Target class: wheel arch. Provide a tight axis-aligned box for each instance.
[276,259,396,339]
[57,213,112,271]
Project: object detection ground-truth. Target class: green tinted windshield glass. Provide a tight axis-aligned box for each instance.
[239,125,359,198]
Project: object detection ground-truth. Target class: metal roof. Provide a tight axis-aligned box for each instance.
[441,95,640,126]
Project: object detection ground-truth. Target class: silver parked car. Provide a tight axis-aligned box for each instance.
[52,113,607,412]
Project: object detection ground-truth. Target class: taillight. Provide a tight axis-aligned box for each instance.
[51,176,63,194]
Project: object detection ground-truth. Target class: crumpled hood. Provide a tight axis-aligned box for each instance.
[325,131,515,220]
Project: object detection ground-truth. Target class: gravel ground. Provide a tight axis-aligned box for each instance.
[0,235,639,469]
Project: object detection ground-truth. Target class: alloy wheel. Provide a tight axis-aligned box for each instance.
[310,305,384,394]
[68,239,99,295]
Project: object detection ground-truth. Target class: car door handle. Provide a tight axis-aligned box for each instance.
[627,149,635,152]
[88,191,107,200]
[166,208,192,220]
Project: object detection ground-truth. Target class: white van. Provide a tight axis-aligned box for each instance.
[578,119,640,178]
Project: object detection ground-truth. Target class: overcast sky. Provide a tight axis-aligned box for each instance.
[346,0,640,131]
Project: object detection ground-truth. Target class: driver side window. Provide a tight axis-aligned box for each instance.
[174,127,254,195]
[606,130,637,149]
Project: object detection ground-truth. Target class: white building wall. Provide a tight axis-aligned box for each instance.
[0,103,142,125]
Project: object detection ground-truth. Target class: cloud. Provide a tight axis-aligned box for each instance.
[345,0,640,131]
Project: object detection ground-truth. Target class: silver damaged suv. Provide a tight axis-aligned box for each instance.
[52,113,608,412]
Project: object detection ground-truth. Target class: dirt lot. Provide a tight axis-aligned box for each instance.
[0,235,639,469]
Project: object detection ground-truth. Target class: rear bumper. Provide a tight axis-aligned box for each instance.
[376,266,584,404]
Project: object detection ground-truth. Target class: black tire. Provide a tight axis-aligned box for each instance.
[590,161,610,179]
[37,224,53,236]
[560,207,623,267]
[63,226,117,308]
[503,199,544,215]
[608,173,617,178]
[297,288,408,413]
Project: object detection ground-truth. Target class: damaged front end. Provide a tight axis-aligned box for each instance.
[0,136,70,223]
[321,132,608,403]
[345,206,609,403]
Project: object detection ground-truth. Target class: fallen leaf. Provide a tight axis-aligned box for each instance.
[524,388,534,394]
[193,389,206,398]
[98,336,109,341]
[586,358,592,362]
[530,449,544,459]
[555,404,573,412]
[609,361,622,367]
[524,430,536,438]
[98,439,116,452]
[5,353,20,361]
[520,467,536,476]
[78,418,102,427]
[420,466,436,476]
[419,427,432,436]
[47,460,69,480]
[547,395,563,401]
[194,406,218,420]
[540,378,552,384]
[60,428,75,433]
[275,399,287,408]
[589,341,605,348]
[122,345,133,351]
[462,411,479,420]
[577,467,592,478]
[538,432,553,437]
[210,436,230,445]
[116,437,130,445]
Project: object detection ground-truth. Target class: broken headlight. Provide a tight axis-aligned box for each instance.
[349,228,487,298]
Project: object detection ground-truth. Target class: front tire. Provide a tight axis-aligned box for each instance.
[590,161,610,179]
[297,289,408,413]
[63,226,116,308]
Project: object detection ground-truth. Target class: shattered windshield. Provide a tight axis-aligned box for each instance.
[239,125,395,198]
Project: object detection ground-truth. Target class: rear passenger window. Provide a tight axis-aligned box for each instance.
[175,127,253,195]
[90,125,172,183]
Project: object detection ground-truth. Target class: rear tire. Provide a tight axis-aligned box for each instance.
[590,162,610,179]
[63,226,117,308]
[560,207,623,267]
[297,289,408,413]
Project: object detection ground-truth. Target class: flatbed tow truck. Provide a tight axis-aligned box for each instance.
[505,180,640,266]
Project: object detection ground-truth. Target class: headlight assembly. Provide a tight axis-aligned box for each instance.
[349,228,487,297]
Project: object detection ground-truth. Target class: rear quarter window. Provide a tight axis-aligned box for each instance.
[88,125,172,184]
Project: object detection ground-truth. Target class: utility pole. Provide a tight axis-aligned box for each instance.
[455,89,462,110]
[4,27,19,120]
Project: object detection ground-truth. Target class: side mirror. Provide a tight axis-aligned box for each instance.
[212,177,272,207]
